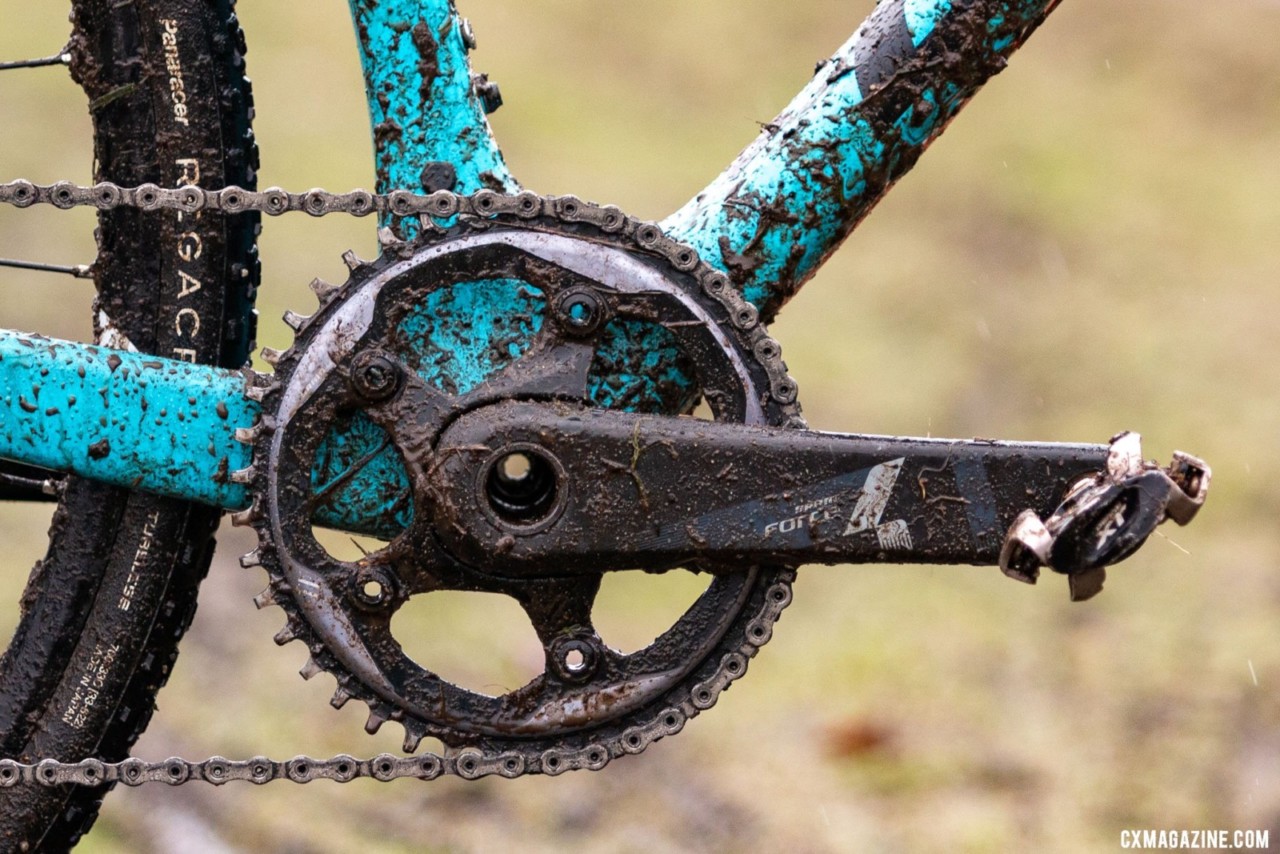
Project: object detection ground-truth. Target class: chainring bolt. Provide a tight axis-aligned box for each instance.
[555,288,607,337]
[548,635,602,684]
[349,350,403,402]
[352,566,398,610]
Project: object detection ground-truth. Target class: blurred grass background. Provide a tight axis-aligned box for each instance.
[1,0,1278,850]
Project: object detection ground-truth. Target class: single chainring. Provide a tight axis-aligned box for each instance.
[240,192,804,776]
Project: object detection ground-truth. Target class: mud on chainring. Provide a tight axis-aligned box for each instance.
[242,193,803,776]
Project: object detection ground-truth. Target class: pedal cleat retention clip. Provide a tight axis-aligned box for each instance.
[998,433,1210,601]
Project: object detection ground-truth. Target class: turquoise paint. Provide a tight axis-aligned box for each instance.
[0,330,443,539]
[0,331,420,539]
[0,314,699,535]
[349,0,518,237]
[661,38,877,312]
[895,87,946,147]
[312,412,413,539]
[588,321,698,414]
[389,276,697,410]
[395,278,544,395]
[0,331,255,509]
[662,0,1058,319]
[0,1,1065,544]
[309,278,540,537]
[309,278,543,537]
[904,0,953,46]
[345,0,695,416]
[986,12,1015,51]
[308,279,699,531]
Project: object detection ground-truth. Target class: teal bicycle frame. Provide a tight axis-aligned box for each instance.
[0,0,1061,537]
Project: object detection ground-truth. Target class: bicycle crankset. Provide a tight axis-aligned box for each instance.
[239,191,1209,772]
[241,192,802,772]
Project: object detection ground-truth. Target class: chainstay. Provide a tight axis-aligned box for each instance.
[0,179,799,786]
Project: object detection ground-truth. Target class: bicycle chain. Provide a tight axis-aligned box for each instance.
[0,178,509,220]
[0,178,799,786]
[0,571,794,787]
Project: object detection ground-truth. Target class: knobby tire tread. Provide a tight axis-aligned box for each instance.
[0,0,258,849]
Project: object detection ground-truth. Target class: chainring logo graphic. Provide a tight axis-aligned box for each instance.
[842,458,912,550]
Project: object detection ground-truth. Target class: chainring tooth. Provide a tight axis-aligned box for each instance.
[242,190,802,775]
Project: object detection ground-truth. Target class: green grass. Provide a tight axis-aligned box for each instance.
[1,1,1278,851]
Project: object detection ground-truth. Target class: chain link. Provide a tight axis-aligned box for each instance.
[0,574,792,787]
[1,178,427,218]
[0,753,443,788]
[0,177,799,786]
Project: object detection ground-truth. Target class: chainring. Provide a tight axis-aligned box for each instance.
[240,192,804,777]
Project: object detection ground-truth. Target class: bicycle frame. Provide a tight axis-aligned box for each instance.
[0,0,1063,534]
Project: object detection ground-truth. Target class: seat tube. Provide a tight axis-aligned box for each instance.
[348,0,519,234]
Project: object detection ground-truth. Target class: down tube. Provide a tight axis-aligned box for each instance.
[663,0,1063,318]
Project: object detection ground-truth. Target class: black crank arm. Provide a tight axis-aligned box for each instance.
[429,401,1180,582]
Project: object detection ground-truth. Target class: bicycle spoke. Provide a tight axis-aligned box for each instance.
[0,461,60,502]
[0,52,71,72]
[0,258,92,279]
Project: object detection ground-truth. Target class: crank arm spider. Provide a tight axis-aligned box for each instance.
[427,402,1209,601]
